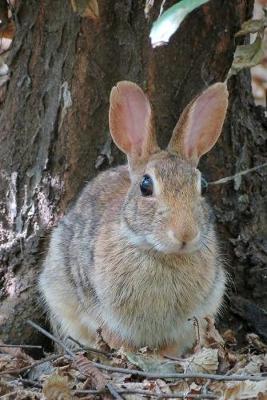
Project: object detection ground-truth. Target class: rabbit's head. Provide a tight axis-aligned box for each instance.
[109,82,228,255]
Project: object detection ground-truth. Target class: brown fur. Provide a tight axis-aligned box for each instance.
[39,81,228,355]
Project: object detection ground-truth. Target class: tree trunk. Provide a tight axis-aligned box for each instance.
[0,0,266,344]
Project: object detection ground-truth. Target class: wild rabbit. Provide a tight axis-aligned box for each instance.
[39,81,228,355]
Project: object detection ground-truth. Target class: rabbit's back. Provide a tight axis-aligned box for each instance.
[39,165,130,343]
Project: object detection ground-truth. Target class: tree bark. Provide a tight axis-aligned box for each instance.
[0,0,266,344]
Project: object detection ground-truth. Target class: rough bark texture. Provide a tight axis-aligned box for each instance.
[0,0,266,344]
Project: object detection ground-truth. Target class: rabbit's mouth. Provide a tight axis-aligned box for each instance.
[144,232,201,255]
[121,222,201,255]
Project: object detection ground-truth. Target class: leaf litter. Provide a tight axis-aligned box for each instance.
[0,318,266,399]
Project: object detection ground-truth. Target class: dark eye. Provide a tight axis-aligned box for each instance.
[140,174,153,196]
[201,176,208,195]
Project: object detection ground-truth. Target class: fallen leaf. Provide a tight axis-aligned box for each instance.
[181,347,219,374]
[3,389,42,399]
[74,354,108,389]
[0,379,14,396]
[28,361,55,382]
[124,352,180,374]
[246,333,267,353]
[222,330,237,346]
[155,378,173,394]
[224,380,267,400]
[204,316,225,348]
[149,0,210,47]
[235,354,265,375]
[0,347,33,374]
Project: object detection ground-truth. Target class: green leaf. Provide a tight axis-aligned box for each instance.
[235,18,267,37]
[228,34,265,78]
[150,0,210,48]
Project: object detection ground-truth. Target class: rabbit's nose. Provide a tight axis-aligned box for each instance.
[169,229,200,245]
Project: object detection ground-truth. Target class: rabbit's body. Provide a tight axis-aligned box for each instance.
[39,81,228,355]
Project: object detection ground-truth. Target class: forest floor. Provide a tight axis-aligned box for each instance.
[0,317,266,399]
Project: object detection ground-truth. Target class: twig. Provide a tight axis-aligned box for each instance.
[14,378,42,389]
[0,344,42,350]
[0,353,60,376]
[94,363,266,382]
[209,163,267,186]
[27,320,110,397]
[106,383,125,400]
[27,320,75,357]
[27,320,266,383]
[163,355,184,362]
[189,316,200,351]
[74,388,217,399]
[67,335,111,357]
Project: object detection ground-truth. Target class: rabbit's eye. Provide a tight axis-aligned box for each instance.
[201,177,208,195]
[140,175,153,196]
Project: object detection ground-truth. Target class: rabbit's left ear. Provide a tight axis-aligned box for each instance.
[168,83,228,165]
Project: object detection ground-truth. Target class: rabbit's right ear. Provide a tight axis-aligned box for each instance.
[109,81,159,165]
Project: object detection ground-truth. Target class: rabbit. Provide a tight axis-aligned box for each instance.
[39,81,228,355]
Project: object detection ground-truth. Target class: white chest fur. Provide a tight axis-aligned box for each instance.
[94,238,218,349]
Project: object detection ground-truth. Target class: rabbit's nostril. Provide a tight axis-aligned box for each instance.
[169,229,200,245]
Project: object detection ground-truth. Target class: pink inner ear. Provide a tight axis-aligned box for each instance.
[122,87,151,152]
[184,84,228,159]
[109,81,152,157]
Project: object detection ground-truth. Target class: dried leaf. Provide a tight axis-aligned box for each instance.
[74,354,108,389]
[224,380,267,400]
[0,379,14,396]
[43,374,72,400]
[181,347,219,374]
[3,389,42,399]
[0,345,33,374]
[203,316,225,348]
[228,34,265,78]
[28,360,55,382]
[222,330,237,346]
[246,333,267,353]
[149,0,210,48]
[235,18,267,36]
[124,352,179,374]
[70,0,99,19]
[155,379,173,394]
[235,354,265,375]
